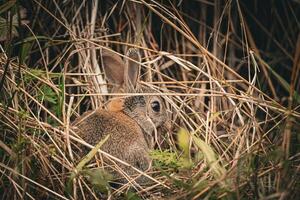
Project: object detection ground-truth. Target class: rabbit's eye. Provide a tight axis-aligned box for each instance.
[151,101,161,112]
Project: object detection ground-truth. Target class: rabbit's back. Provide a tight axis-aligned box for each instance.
[74,109,151,174]
[74,109,149,152]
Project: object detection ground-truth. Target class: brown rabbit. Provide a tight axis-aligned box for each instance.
[73,48,168,184]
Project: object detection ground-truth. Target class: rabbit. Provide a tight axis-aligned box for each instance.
[72,48,168,184]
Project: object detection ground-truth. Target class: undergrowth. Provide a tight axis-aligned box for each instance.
[0,0,299,199]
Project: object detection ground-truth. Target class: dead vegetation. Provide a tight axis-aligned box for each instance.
[0,0,299,199]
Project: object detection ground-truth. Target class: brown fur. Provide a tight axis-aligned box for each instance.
[73,109,151,171]
[73,48,168,184]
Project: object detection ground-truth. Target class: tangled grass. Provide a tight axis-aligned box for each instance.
[0,0,299,199]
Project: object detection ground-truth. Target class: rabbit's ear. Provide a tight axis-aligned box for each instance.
[100,49,125,90]
[124,48,141,90]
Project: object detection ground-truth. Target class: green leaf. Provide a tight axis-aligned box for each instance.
[66,135,110,195]
[24,69,62,82]
[125,191,142,200]
[19,40,33,64]
[177,128,194,168]
[177,128,190,158]
[191,133,229,188]
[150,149,193,170]
[38,85,57,104]
[14,36,50,45]
[192,135,225,177]
[150,150,179,169]
[82,168,112,193]
[77,135,110,173]
[24,69,45,82]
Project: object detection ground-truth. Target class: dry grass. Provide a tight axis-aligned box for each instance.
[0,0,299,199]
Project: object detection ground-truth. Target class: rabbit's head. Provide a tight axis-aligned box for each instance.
[101,48,168,146]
